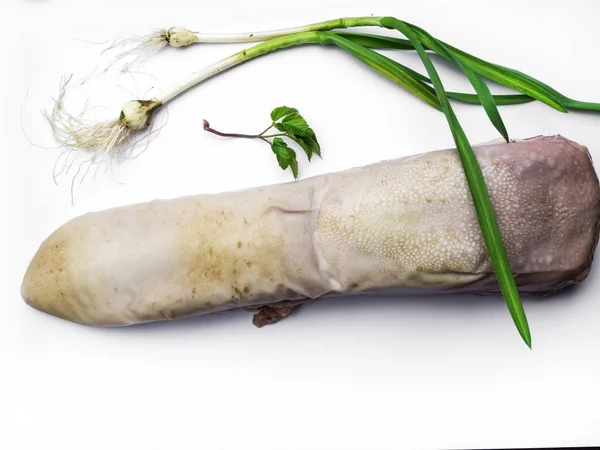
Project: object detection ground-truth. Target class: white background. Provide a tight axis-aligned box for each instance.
[1,1,599,449]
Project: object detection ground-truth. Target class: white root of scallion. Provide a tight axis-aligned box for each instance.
[44,33,324,186]
[44,75,167,201]
[101,25,297,72]
[44,76,129,163]
[102,29,171,73]
[45,50,241,161]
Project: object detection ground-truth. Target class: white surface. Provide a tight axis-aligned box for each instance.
[1,1,599,449]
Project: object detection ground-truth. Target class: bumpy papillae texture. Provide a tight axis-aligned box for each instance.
[21,136,600,326]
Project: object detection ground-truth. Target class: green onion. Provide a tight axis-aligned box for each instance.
[447,92,534,105]
[380,17,531,348]
[333,32,413,50]
[323,33,441,110]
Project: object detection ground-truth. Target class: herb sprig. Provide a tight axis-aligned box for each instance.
[203,106,320,179]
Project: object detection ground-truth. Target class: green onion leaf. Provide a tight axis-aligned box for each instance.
[335,28,600,113]
[324,33,531,112]
[381,17,532,348]
[397,21,600,112]
[321,32,441,110]
[402,25,510,142]
[399,21,567,113]
[449,53,510,142]
[448,92,534,105]
[334,32,414,50]
[498,66,600,112]
[562,100,600,112]
[399,22,600,113]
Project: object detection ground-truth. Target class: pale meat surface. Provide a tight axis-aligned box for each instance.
[21,135,600,325]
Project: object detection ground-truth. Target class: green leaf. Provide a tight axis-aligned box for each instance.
[561,99,600,112]
[334,32,414,50]
[497,66,600,112]
[412,23,600,113]
[394,20,567,113]
[271,106,298,122]
[271,108,321,160]
[274,112,312,137]
[322,32,441,110]
[321,33,533,109]
[332,31,600,112]
[334,29,600,113]
[287,130,321,160]
[280,113,311,135]
[399,24,509,142]
[382,17,531,348]
[271,137,299,179]
[448,92,534,105]
[399,22,600,113]
[450,56,510,142]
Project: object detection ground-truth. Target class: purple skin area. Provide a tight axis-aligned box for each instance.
[467,135,600,294]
